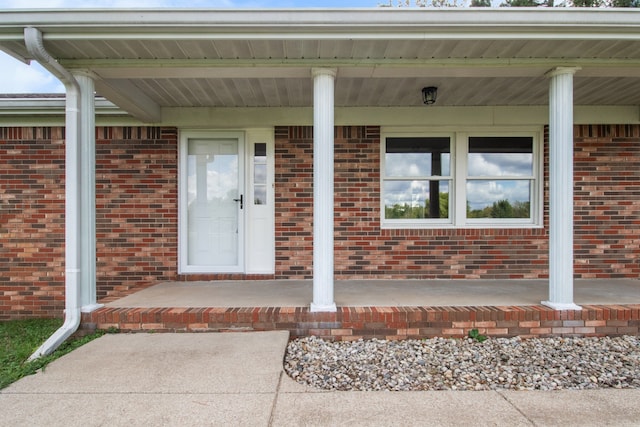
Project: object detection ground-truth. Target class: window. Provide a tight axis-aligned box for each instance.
[383,137,452,225]
[382,131,541,228]
[253,143,267,205]
[466,137,533,221]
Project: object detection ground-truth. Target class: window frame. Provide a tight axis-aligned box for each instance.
[381,128,543,229]
[381,133,455,228]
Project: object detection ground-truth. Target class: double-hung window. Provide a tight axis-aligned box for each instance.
[382,130,541,228]
[383,136,452,227]
[466,136,535,225]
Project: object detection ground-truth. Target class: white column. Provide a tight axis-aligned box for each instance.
[543,67,581,310]
[75,74,101,313]
[310,68,337,312]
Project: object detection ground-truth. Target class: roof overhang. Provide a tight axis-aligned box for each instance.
[0,8,639,123]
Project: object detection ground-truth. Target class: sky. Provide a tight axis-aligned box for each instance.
[384,152,533,211]
[0,0,388,94]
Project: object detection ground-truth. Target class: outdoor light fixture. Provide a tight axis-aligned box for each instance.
[422,86,438,105]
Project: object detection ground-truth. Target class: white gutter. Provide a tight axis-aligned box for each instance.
[24,26,83,361]
[0,9,639,39]
[0,96,121,114]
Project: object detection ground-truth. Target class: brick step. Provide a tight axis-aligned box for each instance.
[81,304,640,340]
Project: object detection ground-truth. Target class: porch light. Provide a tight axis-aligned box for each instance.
[422,86,438,105]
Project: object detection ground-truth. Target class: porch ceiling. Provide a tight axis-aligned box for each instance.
[0,9,639,121]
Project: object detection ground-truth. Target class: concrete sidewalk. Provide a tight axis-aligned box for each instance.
[1,332,639,426]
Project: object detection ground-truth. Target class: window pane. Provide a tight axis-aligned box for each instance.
[466,180,531,218]
[254,185,267,205]
[468,137,533,177]
[254,143,267,205]
[384,180,450,219]
[386,137,450,177]
[254,163,267,185]
[254,142,267,157]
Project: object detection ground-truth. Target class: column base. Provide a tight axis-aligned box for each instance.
[541,301,582,310]
[310,302,337,313]
[81,303,104,313]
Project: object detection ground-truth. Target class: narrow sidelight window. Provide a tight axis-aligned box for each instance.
[254,143,267,205]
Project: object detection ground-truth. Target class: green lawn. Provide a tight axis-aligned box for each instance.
[0,319,105,389]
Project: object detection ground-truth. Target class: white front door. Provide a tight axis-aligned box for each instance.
[180,132,245,272]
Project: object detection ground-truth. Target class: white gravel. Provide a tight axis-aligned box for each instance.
[284,335,640,391]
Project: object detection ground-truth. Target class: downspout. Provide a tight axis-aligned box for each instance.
[25,27,83,360]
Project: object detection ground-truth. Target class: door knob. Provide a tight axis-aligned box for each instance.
[233,194,243,209]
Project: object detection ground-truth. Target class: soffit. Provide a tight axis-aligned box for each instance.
[121,76,639,108]
[4,38,640,62]
[0,9,639,119]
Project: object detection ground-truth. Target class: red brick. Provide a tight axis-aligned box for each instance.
[585,320,607,327]
[486,328,509,336]
[519,321,541,328]
[530,327,552,335]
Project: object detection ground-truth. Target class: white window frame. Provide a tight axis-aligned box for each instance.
[381,127,543,229]
[381,132,455,229]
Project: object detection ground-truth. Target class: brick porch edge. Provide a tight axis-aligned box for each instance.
[81,304,640,340]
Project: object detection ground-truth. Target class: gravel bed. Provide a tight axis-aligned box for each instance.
[284,335,640,391]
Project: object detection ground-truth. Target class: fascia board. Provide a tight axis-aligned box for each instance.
[0,44,29,63]
[0,96,121,115]
[0,9,639,38]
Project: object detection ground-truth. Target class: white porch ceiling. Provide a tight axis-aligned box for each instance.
[0,9,639,122]
[89,76,638,108]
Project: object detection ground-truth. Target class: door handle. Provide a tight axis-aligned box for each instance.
[234,194,243,209]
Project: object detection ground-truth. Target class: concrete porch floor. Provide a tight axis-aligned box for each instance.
[105,279,640,308]
[84,279,640,340]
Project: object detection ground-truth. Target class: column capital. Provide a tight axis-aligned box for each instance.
[545,66,581,79]
[70,69,98,80]
[311,67,337,79]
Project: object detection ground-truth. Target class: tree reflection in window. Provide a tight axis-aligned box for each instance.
[384,137,451,220]
[466,137,533,219]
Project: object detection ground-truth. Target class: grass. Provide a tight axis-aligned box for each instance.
[0,318,106,390]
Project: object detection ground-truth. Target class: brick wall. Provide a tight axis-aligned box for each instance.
[573,125,640,278]
[274,124,640,280]
[276,126,550,280]
[2,124,640,319]
[0,127,66,319]
[275,126,314,278]
[95,127,179,299]
[83,304,640,340]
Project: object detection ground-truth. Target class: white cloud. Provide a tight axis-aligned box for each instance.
[468,153,532,177]
[466,180,530,210]
[0,52,63,93]
[0,0,240,94]
[187,152,239,207]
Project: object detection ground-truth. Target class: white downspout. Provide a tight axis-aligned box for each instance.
[25,27,83,360]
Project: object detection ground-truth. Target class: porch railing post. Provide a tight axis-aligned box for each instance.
[310,68,337,312]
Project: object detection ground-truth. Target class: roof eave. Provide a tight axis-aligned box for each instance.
[0,8,639,36]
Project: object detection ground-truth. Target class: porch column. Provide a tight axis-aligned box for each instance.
[75,73,101,313]
[310,68,337,312]
[543,67,581,310]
